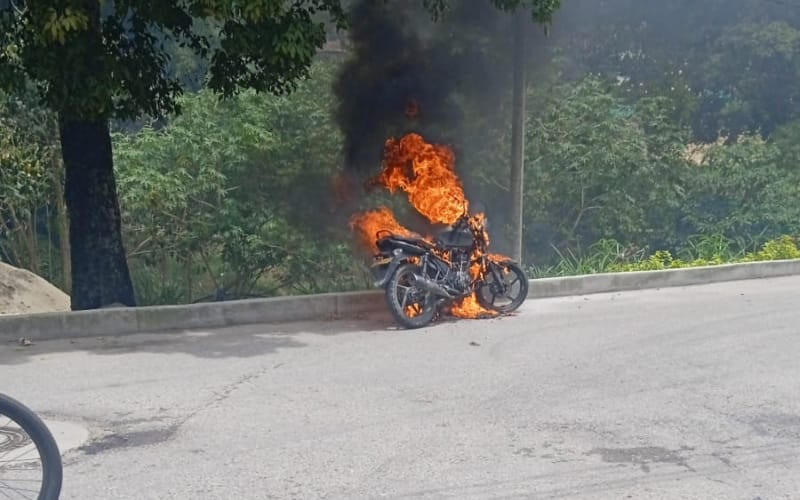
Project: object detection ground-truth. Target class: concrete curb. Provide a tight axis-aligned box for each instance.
[2,259,799,342]
[0,291,384,343]
[527,259,800,299]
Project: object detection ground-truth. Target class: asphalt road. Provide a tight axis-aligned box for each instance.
[2,276,800,499]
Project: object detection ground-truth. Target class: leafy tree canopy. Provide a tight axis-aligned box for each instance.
[0,0,347,120]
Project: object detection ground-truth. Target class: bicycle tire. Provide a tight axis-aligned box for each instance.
[0,393,63,500]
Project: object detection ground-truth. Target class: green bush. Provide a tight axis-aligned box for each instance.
[114,60,361,304]
[742,235,800,261]
[530,234,800,277]
[521,77,689,264]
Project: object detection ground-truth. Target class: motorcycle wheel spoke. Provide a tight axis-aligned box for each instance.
[399,286,411,309]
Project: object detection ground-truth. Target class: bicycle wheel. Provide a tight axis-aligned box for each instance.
[0,393,63,500]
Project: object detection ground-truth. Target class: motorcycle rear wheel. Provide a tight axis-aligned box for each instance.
[385,263,438,329]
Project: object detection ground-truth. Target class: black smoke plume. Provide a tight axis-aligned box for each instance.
[333,0,517,175]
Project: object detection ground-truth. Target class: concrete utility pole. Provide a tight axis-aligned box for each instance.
[510,9,527,264]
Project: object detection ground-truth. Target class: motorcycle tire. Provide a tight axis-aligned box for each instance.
[385,263,438,329]
[476,261,529,314]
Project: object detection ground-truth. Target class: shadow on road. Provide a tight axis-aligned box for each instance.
[0,311,397,365]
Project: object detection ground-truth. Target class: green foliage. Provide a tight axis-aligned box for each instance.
[0,89,60,273]
[606,249,729,272]
[742,236,800,262]
[771,120,800,172]
[131,263,188,306]
[0,121,49,210]
[523,77,688,261]
[531,234,800,278]
[528,238,635,277]
[0,122,49,266]
[0,1,348,120]
[609,250,681,272]
[547,0,800,141]
[114,60,369,303]
[677,233,742,262]
[518,71,800,271]
[703,21,800,137]
[682,134,800,242]
[5,0,800,306]
[615,235,800,272]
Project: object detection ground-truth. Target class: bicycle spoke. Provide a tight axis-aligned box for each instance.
[0,465,41,472]
[0,396,59,500]
[0,481,37,492]
[0,443,37,458]
[0,485,18,499]
[0,474,41,494]
[0,479,38,498]
[0,447,38,466]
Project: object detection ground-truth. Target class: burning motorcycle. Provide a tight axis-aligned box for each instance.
[371,211,528,329]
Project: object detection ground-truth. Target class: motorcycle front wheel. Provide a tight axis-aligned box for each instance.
[476,261,529,314]
[385,263,438,329]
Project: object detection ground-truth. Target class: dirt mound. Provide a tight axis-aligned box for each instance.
[0,261,70,315]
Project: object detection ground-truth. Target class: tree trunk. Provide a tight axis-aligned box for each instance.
[510,10,527,264]
[59,117,136,310]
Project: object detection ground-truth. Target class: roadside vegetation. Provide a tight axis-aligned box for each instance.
[3,1,800,305]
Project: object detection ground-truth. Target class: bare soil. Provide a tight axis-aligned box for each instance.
[0,261,70,315]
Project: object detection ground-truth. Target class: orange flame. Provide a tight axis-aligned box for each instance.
[451,294,495,318]
[450,245,498,319]
[349,207,415,253]
[351,133,497,319]
[372,133,467,226]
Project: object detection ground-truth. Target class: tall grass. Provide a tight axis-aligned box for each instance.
[528,234,800,278]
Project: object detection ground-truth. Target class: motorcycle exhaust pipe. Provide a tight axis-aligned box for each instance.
[411,274,453,299]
